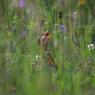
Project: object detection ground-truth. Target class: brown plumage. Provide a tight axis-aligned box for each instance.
[46,51,57,69]
[47,52,55,65]
[38,31,51,51]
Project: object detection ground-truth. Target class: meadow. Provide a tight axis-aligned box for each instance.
[0,0,95,95]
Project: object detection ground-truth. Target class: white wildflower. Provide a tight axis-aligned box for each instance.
[87,44,94,50]
[64,36,67,40]
[36,55,41,61]
[55,24,59,26]
[73,11,77,15]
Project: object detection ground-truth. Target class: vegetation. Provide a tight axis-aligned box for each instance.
[0,0,95,95]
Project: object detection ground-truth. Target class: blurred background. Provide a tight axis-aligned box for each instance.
[0,0,95,95]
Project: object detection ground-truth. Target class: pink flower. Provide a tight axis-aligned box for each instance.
[19,0,25,8]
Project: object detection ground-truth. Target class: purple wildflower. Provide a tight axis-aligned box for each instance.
[21,31,27,38]
[19,0,25,8]
[59,24,67,33]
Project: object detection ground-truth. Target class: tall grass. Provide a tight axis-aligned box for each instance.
[0,0,95,95]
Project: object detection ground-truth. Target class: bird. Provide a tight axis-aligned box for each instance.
[38,31,51,51]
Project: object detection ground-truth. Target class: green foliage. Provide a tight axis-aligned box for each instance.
[0,0,95,95]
